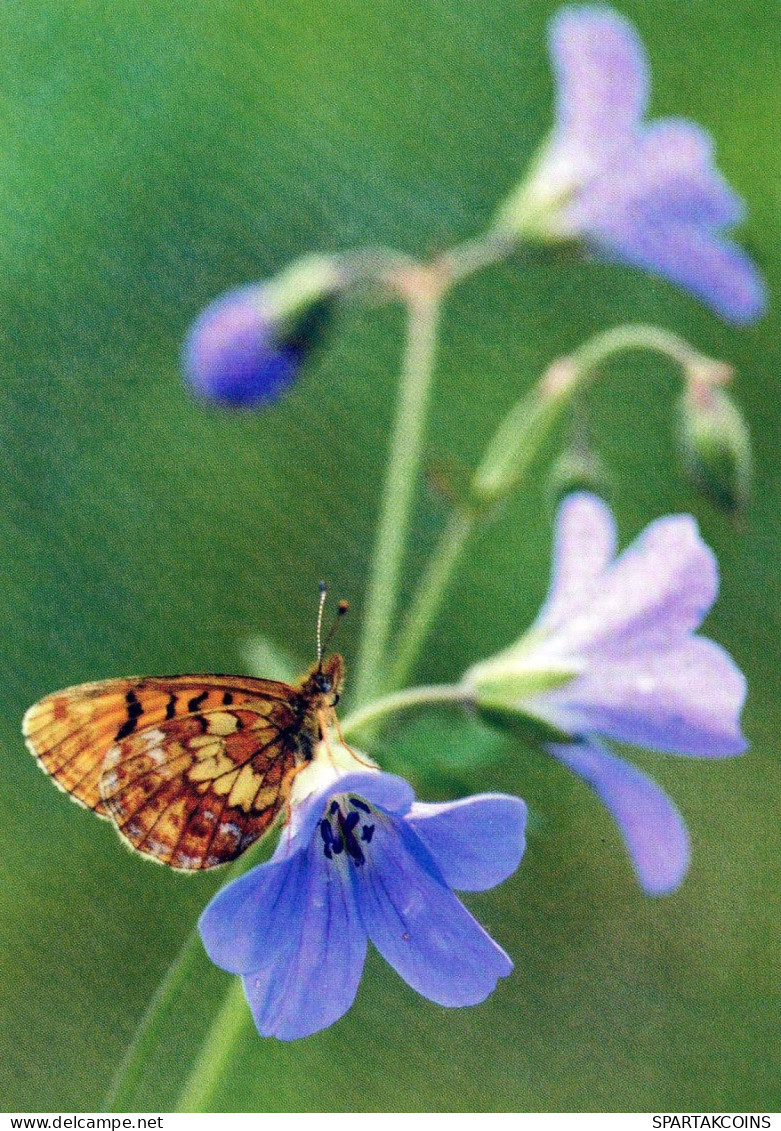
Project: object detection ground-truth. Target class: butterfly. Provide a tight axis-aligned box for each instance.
[23,590,347,871]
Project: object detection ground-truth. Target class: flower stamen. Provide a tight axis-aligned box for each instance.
[320,796,377,866]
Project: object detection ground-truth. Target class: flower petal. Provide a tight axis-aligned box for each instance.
[549,739,690,894]
[539,492,617,628]
[549,6,648,156]
[199,853,306,974]
[538,636,747,755]
[407,793,527,892]
[543,514,719,660]
[201,847,367,1040]
[574,119,745,229]
[247,856,367,1040]
[355,819,513,1006]
[581,212,766,325]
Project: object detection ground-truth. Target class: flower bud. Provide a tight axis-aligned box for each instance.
[471,365,575,507]
[678,383,751,513]
[183,255,343,406]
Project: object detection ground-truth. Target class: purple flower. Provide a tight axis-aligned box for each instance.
[465,492,747,894]
[199,762,526,1039]
[183,256,342,406]
[497,6,766,323]
[183,285,304,406]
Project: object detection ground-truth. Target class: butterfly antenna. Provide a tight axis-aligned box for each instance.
[316,581,328,671]
[323,599,349,653]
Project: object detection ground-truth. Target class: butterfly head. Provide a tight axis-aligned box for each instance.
[302,652,345,708]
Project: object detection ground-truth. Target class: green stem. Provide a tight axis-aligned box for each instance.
[385,508,476,691]
[341,681,468,737]
[174,979,249,1113]
[104,840,265,1112]
[436,230,519,284]
[354,290,442,705]
[103,930,205,1111]
[383,323,708,690]
[568,324,705,378]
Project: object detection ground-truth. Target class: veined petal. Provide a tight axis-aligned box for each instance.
[465,488,747,895]
[407,794,527,892]
[242,847,366,1040]
[199,852,307,974]
[201,845,367,1041]
[549,739,690,894]
[537,636,747,755]
[550,6,648,156]
[539,492,617,628]
[356,820,513,1006]
[545,514,718,659]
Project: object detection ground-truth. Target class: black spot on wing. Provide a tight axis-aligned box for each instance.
[115,690,144,740]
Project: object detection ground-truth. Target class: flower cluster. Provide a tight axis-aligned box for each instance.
[184,8,764,409]
[198,488,748,1042]
[186,3,756,1046]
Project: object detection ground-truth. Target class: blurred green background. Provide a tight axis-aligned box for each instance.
[1,0,780,1113]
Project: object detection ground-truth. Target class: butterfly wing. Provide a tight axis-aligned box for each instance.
[23,675,302,869]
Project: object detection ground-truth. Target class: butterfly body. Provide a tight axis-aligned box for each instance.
[23,654,344,871]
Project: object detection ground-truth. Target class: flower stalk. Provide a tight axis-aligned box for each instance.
[354,281,443,704]
[174,980,248,1113]
[341,680,469,737]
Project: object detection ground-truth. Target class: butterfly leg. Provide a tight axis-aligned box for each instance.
[331,711,376,769]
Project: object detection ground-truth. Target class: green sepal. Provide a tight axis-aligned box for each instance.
[548,448,611,509]
[472,666,575,701]
[263,253,344,355]
[475,701,575,745]
[490,133,574,242]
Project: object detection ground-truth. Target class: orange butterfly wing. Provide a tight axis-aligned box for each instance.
[23,675,302,870]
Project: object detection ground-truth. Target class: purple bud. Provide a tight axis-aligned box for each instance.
[183,256,342,407]
[183,285,302,406]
